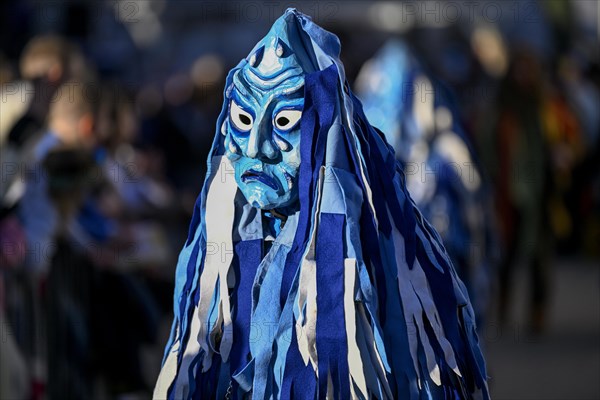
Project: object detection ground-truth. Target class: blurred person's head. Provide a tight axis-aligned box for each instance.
[498,47,544,108]
[48,81,97,150]
[18,35,95,97]
[11,35,95,141]
[508,47,543,92]
[96,82,137,153]
[43,147,97,222]
[19,35,72,83]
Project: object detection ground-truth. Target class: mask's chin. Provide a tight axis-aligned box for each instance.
[239,183,299,214]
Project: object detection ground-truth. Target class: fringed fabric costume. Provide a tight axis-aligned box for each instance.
[155,10,489,400]
[355,40,497,324]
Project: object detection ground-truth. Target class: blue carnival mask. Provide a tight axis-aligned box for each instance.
[223,24,306,211]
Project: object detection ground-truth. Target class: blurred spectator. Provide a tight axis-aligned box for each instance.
[487,48,553,334]
[17,79,96,272]
[43,147,97,399]
[97,83,174,223]
[484,41,596,335]
[1,35,91,234]
[67,81,166,398]
[558,55,600,253]
[6,35,89,148]
[14,78,164,398]
[12,80,99,399]
[541,73,584,246]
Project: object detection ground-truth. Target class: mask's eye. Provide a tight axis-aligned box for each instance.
[273,109,302,132]
[230,100,253,132]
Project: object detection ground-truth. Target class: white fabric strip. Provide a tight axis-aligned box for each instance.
[196,156,238,364]
[174,307,202,397]
[153,328,180,399]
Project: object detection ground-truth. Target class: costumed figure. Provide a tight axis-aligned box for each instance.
[155,10,488,399]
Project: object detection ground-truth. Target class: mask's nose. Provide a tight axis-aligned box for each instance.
[245,117,278,161]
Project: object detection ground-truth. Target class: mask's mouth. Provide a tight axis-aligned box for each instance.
[241,169,279,190]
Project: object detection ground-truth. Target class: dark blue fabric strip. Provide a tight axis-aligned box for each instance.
[363,119,417,268]
[315,213,350,399]
[193,352,221,398]
[377,235,419,400]
[415,238,476,389]
[358,205,387,324]
[282,323,317,400]
[186,193,203,246]
[182,239,201,316]
[352,97,418,268]
[230,239,263,376]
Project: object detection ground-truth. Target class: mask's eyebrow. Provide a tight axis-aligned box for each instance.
[272,90,305,113]
[277,77,304,96]
[232,70,260,102]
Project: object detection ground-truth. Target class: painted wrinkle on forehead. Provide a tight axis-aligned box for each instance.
[232,68,305,110]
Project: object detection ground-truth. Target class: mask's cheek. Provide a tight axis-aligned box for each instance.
[286,134,302,160]
[224,132,245,161]
[279,143,301,175]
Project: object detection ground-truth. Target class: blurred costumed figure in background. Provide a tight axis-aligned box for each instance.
[155,10,488,399]
[355,40,497,326]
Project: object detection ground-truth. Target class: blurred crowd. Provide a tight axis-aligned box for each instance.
[1,1,598,399]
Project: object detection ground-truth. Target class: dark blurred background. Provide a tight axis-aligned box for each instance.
[0,1,598,399]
